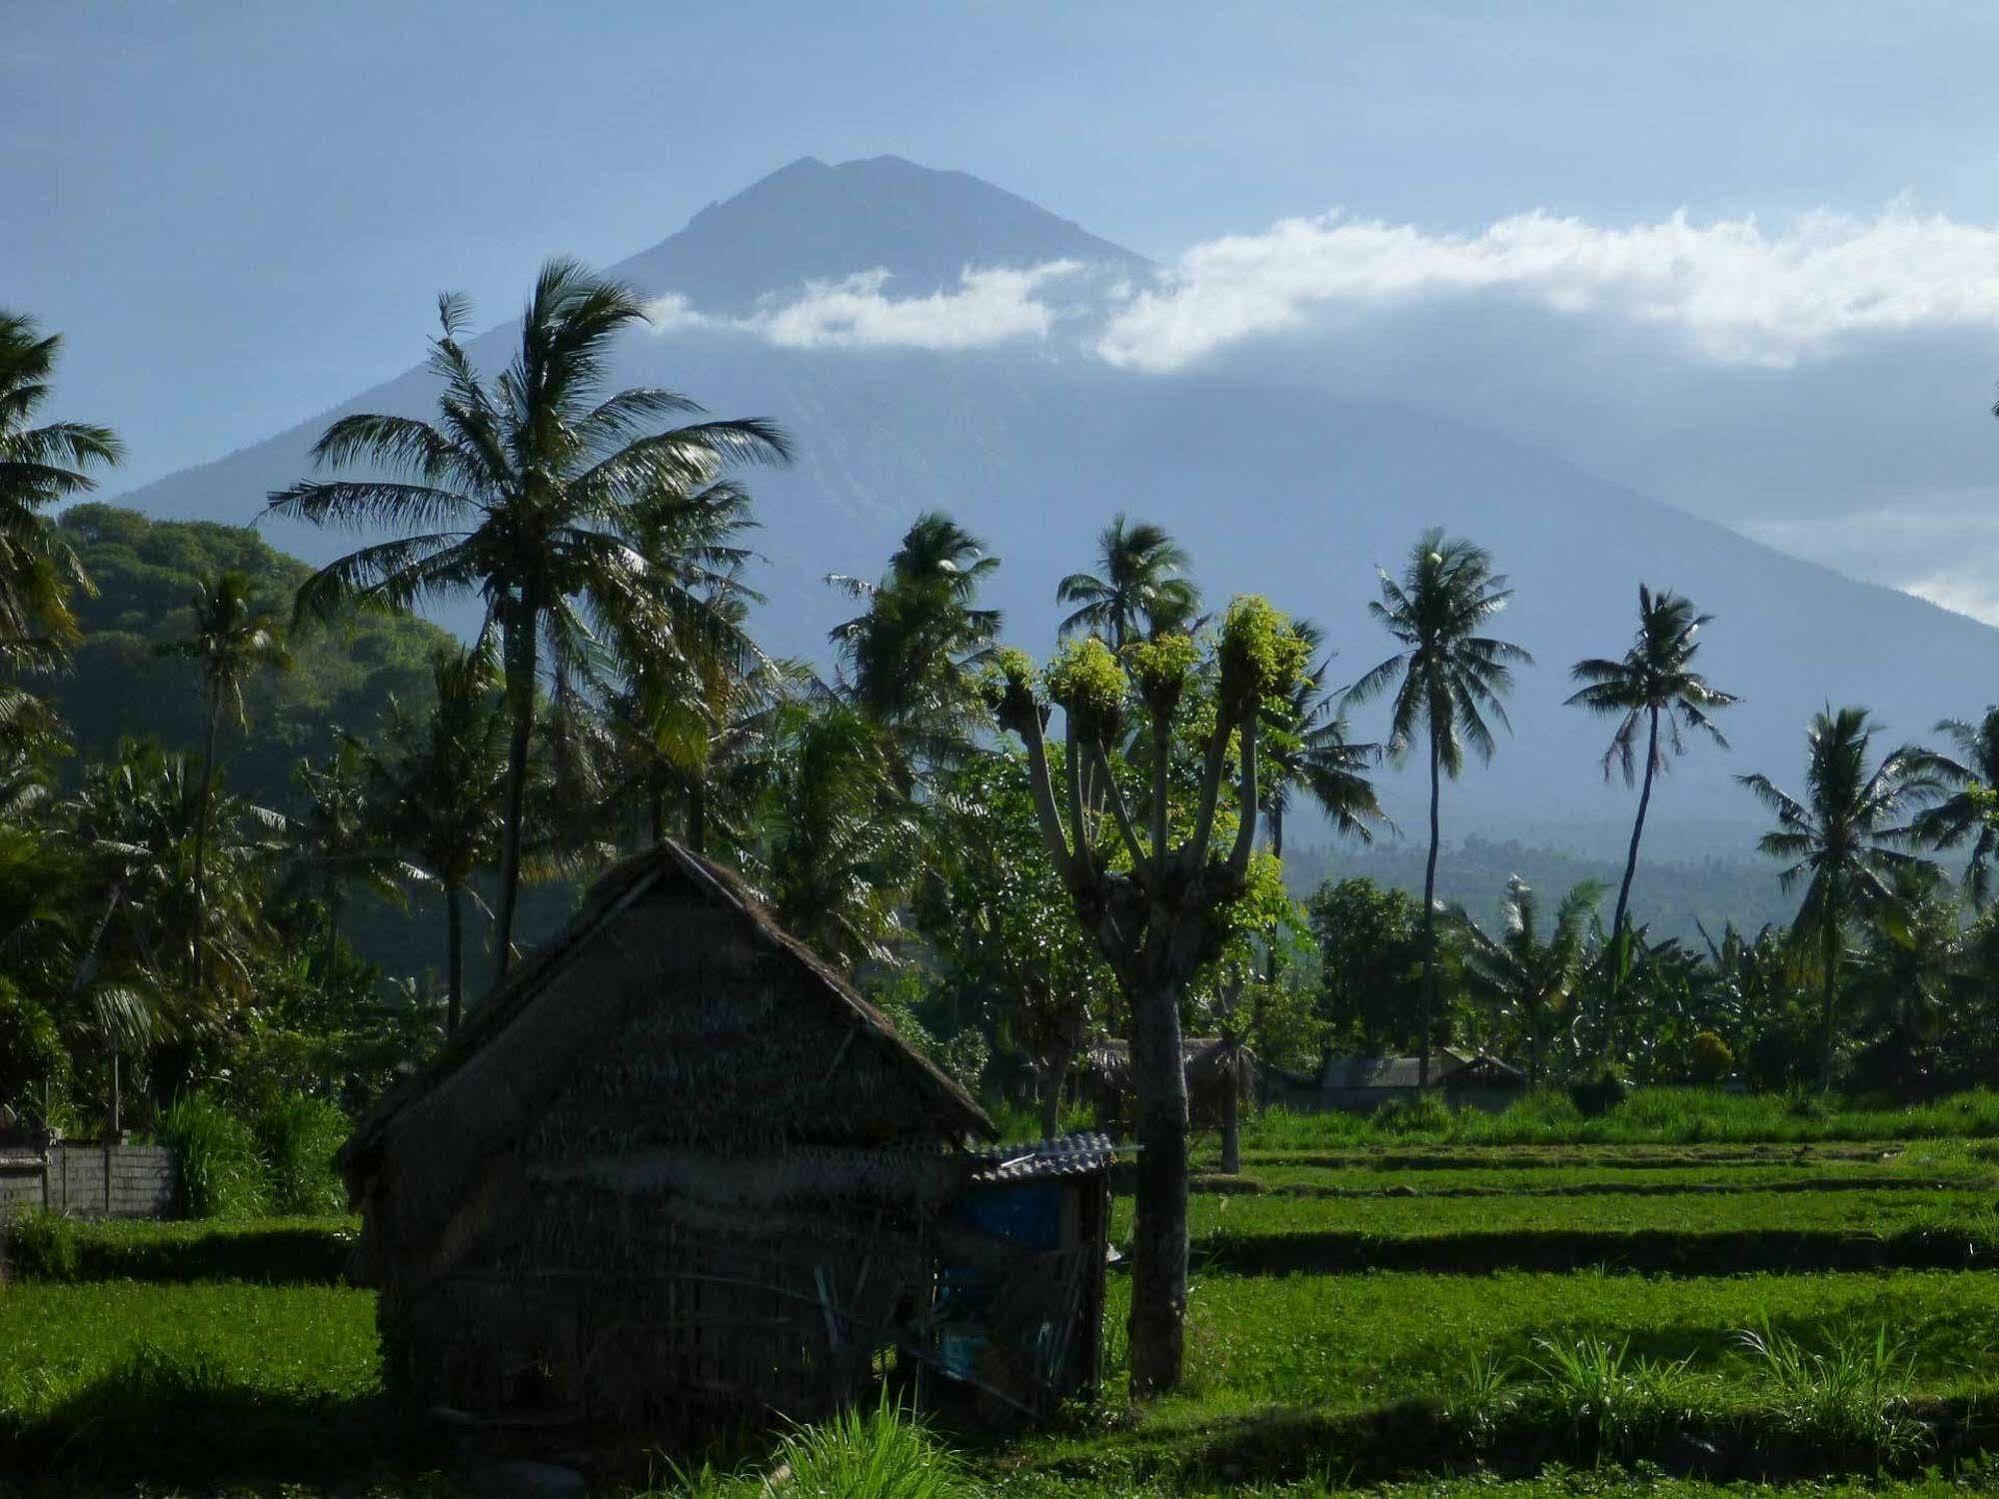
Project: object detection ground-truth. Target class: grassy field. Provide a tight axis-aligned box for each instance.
[16,1096,1999,1494]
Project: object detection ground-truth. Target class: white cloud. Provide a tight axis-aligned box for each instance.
[648,262,1084,352]
[1097,207,1999,372]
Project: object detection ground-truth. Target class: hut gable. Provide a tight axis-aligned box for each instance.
[341,843,991,1276]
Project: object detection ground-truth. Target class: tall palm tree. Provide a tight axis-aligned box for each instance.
[1449,876,1604,1084]
[1056,513,1200,648]
[156,571,290,997]
[1908,709,1999,908]
[827,510,1001,784]
[0,312,120,664]
[267,259,790,981]
[1351,529,1530,1087]
[1739,706,1937,1091]
[352,647,510,1033]
[1567,586,1737,962]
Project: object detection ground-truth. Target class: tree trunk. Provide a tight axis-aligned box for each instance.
[1127,975,1189,1397]
[688,780,708,856]
[1820,906,1839,1093]
[190,682,222,1001]
[492,612,537,985]
[445,883,465,1038]
[647,786,664,849]
[1419,732,1442,1089]
[1605,706,1660,1057]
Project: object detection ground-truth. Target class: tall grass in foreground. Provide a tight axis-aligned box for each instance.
[1234,1087,1999,1152]
[655,1395,971,1498]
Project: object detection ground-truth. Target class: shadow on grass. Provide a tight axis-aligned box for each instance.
[0,1343,443,1490]
[7,1219,355,1285]
[1017,1391,1999,1490]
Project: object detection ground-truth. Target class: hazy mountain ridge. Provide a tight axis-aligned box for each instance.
[104,155,1999,857]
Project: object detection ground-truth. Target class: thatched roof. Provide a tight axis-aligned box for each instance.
[341,840,994,1192]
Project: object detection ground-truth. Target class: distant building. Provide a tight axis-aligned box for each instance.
[1081,1036,1256,1132]
[1284,1050,1528,1114]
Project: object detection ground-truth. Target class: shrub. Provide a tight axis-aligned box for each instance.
[253,1093,349,1216]
[1568,1069,1629,1119]
[1372,1089,1454,1137]
[1690,1030,1734,1083]
[158,1094,269,1220]
[1525,1333,1707,1459]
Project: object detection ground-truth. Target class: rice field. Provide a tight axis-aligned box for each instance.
[14,1097,1999,1494]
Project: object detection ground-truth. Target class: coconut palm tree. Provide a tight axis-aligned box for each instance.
[1056,513,1201,648]
[155,571,290,997]
[1567,586,1737,960]
[827,511,1001,785]
[0,312,120,664]
[351,647,510,1033]
[1908,709,1999,908]
[1739,706,1938,1091]
[267,259,791,981]
[1351,529,1530,1087]
[1449,876,1604,1085]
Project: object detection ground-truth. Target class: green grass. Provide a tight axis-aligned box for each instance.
[1232,1088,1999,1152]
[1221,1157,1998,1196]
[1138,1187,1999,1241]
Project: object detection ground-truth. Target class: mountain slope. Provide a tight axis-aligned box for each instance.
[104,156,1999,857]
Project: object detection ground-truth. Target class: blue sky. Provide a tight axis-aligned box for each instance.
[10,1,1999,610]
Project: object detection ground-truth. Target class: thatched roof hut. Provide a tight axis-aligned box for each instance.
[341,842,1108,1447]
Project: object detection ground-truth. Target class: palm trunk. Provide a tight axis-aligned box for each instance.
[647,786,664,849]
[1127,974,1190,1398]
[445,883,465,1037]
[687,780,708,856]
[1820,904,1840,1093]
[1605,706,1660,1058]
[1420,732,1442,1089]
[492,613,537,986]
[190,682,222,1001]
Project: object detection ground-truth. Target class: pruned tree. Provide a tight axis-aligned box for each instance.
[986,594,1308,1396]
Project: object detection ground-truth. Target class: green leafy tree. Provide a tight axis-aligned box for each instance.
[1055,512,1201,648]
[1909,709,1999,908]
[928,750,1115,1138]
[269,259,790,982]
[1307,875,1426,1054]
[351,647,509,1033]
[155,571,290,998]
[1566,585,1736,1030]
[1448,876,1604,1084]
[989,593,1308,1395]
[0,312,120,665]
[1351,529,1530,1086]
[1739,706,1937,1091]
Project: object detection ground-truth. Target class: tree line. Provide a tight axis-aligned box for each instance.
[7,258,1999,1395]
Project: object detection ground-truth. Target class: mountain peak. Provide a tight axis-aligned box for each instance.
[612,155,1147,312]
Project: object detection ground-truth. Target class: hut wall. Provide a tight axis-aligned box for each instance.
[374,879,964,1429]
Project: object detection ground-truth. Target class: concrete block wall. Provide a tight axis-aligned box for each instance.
[0,1143,175,1219]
